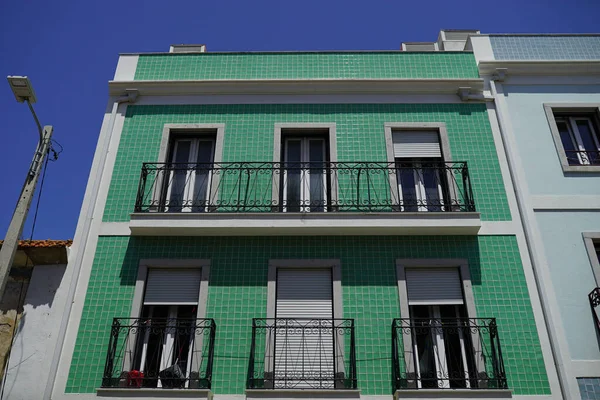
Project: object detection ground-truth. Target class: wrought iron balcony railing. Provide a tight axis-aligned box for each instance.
[102,318,216,389]
[134,161,475,213]
[247,318,357,390]
[392,318,507,390]
[590,287,600,331]
[566,150,600,166]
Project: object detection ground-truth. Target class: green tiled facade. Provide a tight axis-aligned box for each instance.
[103,103,511,222]
[133,52,479,81]
[66,235,550,395]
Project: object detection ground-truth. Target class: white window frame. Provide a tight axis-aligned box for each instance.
[583,233,600,285]
[384,123,457,212]
[123,259,211,387]
[544,104,600,172]
[395,259,484,389]
[273,124,338,212]
[265,259,343,388]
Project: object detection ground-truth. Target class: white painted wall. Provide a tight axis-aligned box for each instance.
[3,264,69,400]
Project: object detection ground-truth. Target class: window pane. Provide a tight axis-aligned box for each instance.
[284,140,302,211]
[169,141,192,210]
[576,120,600,164]
[193,141,215,211]
[397,162,418,212]
[421,164,442,212]
[309,140,325,211]
[195,140,214,164]
[172,141,191,163]
[557,121,579,165]
[576,120,598,151]
[410,305,437,388]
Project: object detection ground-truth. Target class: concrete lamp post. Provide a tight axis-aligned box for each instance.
[0,76,53,297]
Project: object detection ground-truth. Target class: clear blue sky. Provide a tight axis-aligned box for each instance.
[1,0,599,240]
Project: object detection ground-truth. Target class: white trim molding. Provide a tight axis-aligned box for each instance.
[543,103,600,173]
[478,60,600,77]
[583,232,600,285]
[108,79,485,97]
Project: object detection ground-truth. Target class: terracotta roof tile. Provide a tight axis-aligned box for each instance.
[0,239,72,249]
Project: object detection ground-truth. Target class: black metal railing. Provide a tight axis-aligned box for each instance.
[392,318,507,390]
[134,161,475,213]
[247,318,357,390]
[102,318,216,389]
[590,288,600,331]
[566,150,600,166]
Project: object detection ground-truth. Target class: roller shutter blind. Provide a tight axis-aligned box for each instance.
[392,131,442,158]
[143,268,202,305]
[405,268,464,305]
[275,268,334,387]
[276,268,333,318]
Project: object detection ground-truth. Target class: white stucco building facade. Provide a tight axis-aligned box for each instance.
[468,33,600,400]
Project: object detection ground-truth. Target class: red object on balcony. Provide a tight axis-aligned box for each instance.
[126,370,144,387]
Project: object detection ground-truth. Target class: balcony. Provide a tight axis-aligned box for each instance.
[247,318,357,390]
[100,318,216,391]
[392,318,508,391]
[130,162,481,236]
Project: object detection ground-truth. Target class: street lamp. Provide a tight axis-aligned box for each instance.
[0,76,53,297]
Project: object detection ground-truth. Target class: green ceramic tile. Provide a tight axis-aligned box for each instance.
[103,104,510,222]
[133,52,479,81]
[66,235,549,395]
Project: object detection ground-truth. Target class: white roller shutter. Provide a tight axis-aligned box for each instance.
[393,131,442,158]
[276,268,333,318]
[275,268,334,387]
[143,268,202,305]
[406,268,464,305]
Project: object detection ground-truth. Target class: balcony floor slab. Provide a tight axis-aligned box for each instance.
[129,212,481,236]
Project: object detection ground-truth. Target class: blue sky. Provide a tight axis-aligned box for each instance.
[1,0,599,240]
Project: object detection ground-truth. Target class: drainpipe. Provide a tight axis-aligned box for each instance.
[43,89,138,400]
[489,78,573,400]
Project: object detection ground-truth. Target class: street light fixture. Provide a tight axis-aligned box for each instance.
[8,76,43,143]
[7,76,38,104]
[0,76,53,298]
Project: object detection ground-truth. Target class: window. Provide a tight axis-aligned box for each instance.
[281,135,329,212]
[275,268,334,388]
[151,124,225,213]
[392,130,450,212]
[121,260,211,389]
[556,116,600,165]
[394,260,504,390]
[273,124,338,213]
[544,105,600,172]
[252,260,355,390]
[165,136,216,212]
[404,268,476,389]
[385,124,455,212]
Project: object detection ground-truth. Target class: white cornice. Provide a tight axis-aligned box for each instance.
[478,60,600,76]
[108,79,484,97]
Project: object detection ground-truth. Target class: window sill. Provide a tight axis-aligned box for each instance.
[393,389,512,399]
[246,389,360,399]
[561,164,600,173]
[96,387,212,399]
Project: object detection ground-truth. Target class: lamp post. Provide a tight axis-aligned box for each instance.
[0,76,53,297]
